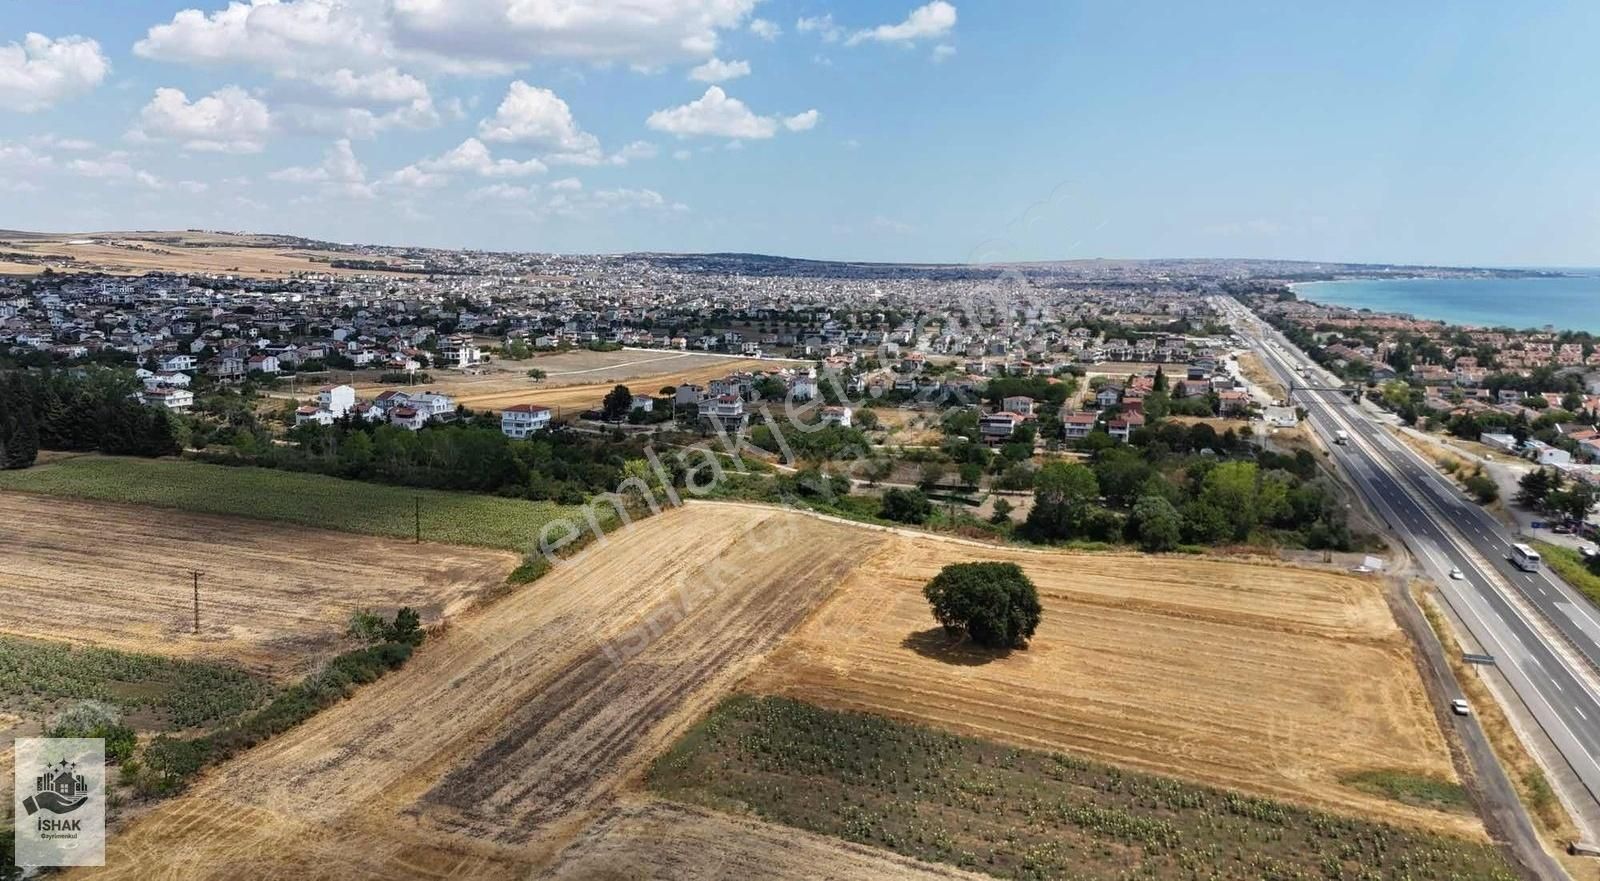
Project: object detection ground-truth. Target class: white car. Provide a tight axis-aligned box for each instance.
[1450,699,1471,717]
[1449,566,1464,580]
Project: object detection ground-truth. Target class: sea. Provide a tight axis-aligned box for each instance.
[1289,275,1600,334]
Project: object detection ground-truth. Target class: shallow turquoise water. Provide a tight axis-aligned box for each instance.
[1290,276,1600,333]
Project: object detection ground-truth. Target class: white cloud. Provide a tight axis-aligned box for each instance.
[138,0,761,75]
[391,0,759,71]
[0,33,110,112]
[749,18,780,41]
[796,14,843,42]
[611,140,659,163]
[269,138,373,197]
[28,134,95,152]
[135,1,390,72]
[478,82,600,155]
[932,43,956,62]
[672,148,692,160]
[783,109,820,132]
[847,2,956,45]
[549,177,583,191]
[410,137,546,180]
[0,142,55,171]
[296,66,429,105]
[647,86,818,140]
[133,86,273,153]
[688,56,750,83]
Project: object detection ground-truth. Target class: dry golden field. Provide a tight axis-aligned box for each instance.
[741,518,1474,838]
[0,493,516,680]
[0,230,416,279]
[72,504,880,881]
[355,352,777,415]
[66,502,1470,880]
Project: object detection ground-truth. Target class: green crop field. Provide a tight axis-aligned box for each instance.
[0,635,271,729]
[0,456,602,552]
[651,696,1511,881]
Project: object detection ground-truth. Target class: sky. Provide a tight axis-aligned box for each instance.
[2,1,1598,266]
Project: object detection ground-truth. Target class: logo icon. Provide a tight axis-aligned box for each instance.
[24,758,92,817]
[13,738,105,867]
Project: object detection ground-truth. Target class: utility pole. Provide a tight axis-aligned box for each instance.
[190,569,205,634]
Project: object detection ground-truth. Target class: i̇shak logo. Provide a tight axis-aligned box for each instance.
[25,757,91,820]
[13,738,106,867]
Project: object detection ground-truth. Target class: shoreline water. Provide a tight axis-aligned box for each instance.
[1288,275,1600,334]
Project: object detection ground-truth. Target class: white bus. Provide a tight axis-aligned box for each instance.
[1510,543,1542,572]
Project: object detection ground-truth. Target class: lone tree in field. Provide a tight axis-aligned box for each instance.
[922,561,1042,650]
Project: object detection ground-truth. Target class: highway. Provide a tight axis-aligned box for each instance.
[1217,297,1600,840]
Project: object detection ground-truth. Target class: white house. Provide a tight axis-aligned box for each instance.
[409,391,456,420]
[501,404,552,438]
[317,385,356,418]
[138,387,193,411]
[437,335,483,369]
[631,395,655,413]
[1107,412,1146,442]
[1061,410,1099,440]
[820,405,853,428]
[979,411,1024,442]
[158,354,196,372]
[389,406,427,431]
[246,354,281,375]
[699,394,748,432]
[1001,395,1035,418]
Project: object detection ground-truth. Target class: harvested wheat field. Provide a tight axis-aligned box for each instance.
[0,493,515,679]
[743,516,1473,837]
[72,504,880,881]
[355,353,782,415]
[543,797,986,881]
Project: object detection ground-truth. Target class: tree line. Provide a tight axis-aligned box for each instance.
[0,368,181,469]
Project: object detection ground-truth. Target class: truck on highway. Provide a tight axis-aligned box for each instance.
[1510,543,1542,572]
[1334,429,1349,445]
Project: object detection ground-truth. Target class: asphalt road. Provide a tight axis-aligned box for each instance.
[1221,298,1600,843]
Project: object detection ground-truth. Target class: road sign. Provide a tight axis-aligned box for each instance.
[1531,521,1546,529]
[1462,653,1496,665]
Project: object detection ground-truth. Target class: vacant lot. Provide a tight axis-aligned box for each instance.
[0,456,589,551]
[73,504,881,880]
[355,350,786,415]
[0,493,514,679]
[743,522,1471,836]
[651,696,1511,881]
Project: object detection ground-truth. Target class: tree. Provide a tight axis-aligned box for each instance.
[1023,461,1099,540]
[880,487,933,524]
[922,561,1042,650]
[1464,472,1499,505]
[1517,468,1554,508]
[1130,494,1183,551]
[387,607,425,646]
[990,497,1014,525]
[602,384,633,421]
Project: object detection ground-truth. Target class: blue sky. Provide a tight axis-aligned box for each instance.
[2,1,1597,266]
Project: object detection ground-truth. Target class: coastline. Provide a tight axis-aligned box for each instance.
[1287,275,1600,335]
